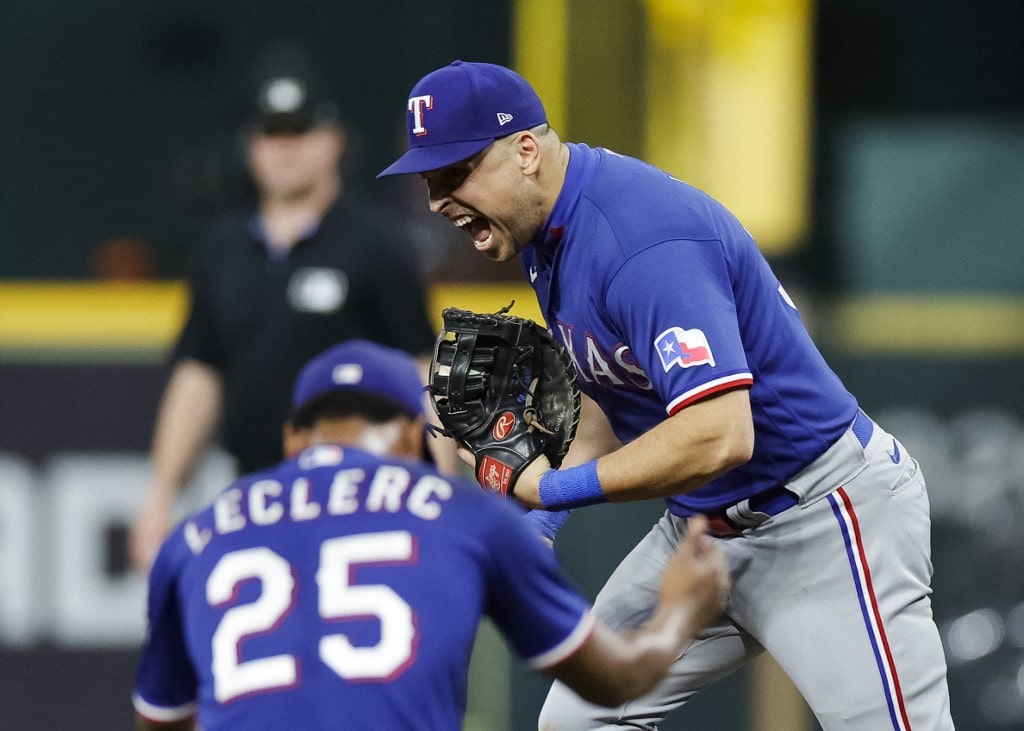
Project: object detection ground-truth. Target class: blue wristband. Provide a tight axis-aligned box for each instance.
[538,460,607,511]
[523,509,572,541]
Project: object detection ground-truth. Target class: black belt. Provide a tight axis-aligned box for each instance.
[705,484,799,537]
[705,409,874,537]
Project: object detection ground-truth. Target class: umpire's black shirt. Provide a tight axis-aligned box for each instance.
[174,194,436,473]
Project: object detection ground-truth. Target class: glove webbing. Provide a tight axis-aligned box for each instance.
[434,338,500,413]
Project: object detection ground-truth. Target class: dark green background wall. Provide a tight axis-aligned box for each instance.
[0,0,512,279]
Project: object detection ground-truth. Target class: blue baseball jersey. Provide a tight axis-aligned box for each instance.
[133,445,594,730]
[521,143,858,514]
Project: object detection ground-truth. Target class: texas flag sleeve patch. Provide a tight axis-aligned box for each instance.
[655,326,716,371]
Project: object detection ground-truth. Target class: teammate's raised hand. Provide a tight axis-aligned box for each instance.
[543,514,729,707]
[660,516,729,630]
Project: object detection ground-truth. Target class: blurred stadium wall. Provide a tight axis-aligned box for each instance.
[1,1,1022,729]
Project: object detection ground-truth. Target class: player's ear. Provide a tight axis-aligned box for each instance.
[282,420,312,458]
[397,416,428,460]
[514,131,542,175]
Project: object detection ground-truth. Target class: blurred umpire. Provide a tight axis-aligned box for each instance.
[129,43,442,574]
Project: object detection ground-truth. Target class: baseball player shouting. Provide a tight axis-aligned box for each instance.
[378,61,954,729]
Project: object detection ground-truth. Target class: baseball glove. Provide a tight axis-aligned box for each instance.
[430,303,581,496]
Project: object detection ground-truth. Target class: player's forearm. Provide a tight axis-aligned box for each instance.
[551,607,698,706]
[599,389,753,501]
[617,605,701,699]
[550,516,727,705]
[518,389,753,509]
[559,393,622,467]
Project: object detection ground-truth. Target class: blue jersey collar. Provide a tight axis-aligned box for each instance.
[529,142,594,258]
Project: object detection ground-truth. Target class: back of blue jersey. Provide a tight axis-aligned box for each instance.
[134,445,591,730]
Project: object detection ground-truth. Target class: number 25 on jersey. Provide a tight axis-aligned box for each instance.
[206,530,418,703]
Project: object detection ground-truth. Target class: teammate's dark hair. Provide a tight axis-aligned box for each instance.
[290,391,407,429]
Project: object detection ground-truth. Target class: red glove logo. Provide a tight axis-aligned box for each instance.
[478,456,513,495]
[492,411,516,441]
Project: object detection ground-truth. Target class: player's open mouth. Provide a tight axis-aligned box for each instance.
[453,214,493,251]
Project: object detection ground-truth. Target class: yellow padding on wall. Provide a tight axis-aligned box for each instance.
[835,295,1024,356]
[2,282,1019,357]
[0,281,189,350]
[428,282,544,328]
[0,281,544,355]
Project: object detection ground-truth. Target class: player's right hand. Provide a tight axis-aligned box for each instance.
[660,516,729,629]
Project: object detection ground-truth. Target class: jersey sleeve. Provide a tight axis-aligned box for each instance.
[607,238,753,415]
[480,504,595,670]
[132,530,199,724]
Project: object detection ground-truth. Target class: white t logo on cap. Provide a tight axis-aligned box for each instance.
[408,95,433,136]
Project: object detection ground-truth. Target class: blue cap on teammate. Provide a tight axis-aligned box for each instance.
[291,339,425,419]
[377,60,547,177]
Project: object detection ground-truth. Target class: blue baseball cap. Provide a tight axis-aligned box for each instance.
[377,60,547,177]
[291,340,425,419]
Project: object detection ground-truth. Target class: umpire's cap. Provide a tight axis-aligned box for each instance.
[377,60,547,177]
[248,41,339,135]
[291,340,426,420]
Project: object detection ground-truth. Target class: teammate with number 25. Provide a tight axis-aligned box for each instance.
[132,339,728,730]
[378,61,955,729]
